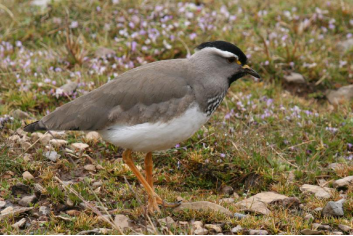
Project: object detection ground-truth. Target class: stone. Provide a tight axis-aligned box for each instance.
[34,184,45,194]
[322,199,345,217]
[332,231,344,235]
[49,131,66,138]
[49,139,68,148]
[84,164,96,171]
[301,229,322,235]
[44,151,61,162]
[219,198,234,204]
[338,224,352,233]
[173,201,232,216]
[300,184,333,199]
[192,221,203,228]
[23,153,32,162]
[11,183,31,196]
[312,223,331,230]
[333,176,353,188]
[92,181,103,187]
[0,207,33,220]
[304,213,314,221]
[11,109,31,119]
[32,132,52,145]
[220,185,234,195]
[12,218,26,229]
[233,213,248,219]
[205,224,222,233]
[19,195,37,206]
[336,38,353,52]
[283,72,305,84]
[95,47,116,58]
[158,216,176,227]
[22,171,34,180]
[39,206,50,216]
[194,228,208,235]
[77,228,112,235]
[66,209,80,216]
[20,141,31,150]
[326,85,353,105]
[1,206,14,215]
[56,81,78,98]
[270,197,300,208]
[314,207,323,212]
[71,142,89,151]
[85,131,100,142]
[231,225,243,234]
[96,164,104,170]
[235,191,289,215]
[114,214,132,230]
[328,163,345,171]
[249,229,269,235]
[0,201,6,208]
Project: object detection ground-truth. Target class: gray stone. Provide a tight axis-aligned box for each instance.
[173,201,232,216]
[11,218,26,229]
[322,199,345,217]
[158,216,176,227]
[219,198,234,204]
[194,228,208,235]
[304,213,314,221]
[332,231,344,235]
[0,201,6,208]
[220,185,234,195]
[300,184,333,199]
[283,72,305,84]
[312,223,331,230]
[326,85,353,105]
[56,81,78,98]
[39,206,50,216]
[333,176,353,188]
[249,229,269,235]
[234,213,248,219]
[231,225,243,233]
[113,214,133,230]
[301,229,322,235]
[338,224,352,233]
[19,195,37,207]
[44,151,61,162]
[314,207,323,212]
[205,224,222,233]
[0,207,33,220]
[11,109,30,119]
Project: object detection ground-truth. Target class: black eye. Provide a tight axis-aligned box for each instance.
[227,57,236,63]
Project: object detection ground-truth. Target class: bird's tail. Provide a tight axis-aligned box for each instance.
[23,121,47,132]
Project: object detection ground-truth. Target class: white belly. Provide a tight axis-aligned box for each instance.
[99,104,209,152]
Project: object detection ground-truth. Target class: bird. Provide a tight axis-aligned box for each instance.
[24,40,260,213]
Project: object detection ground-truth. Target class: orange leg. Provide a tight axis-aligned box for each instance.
[144,152,159,212]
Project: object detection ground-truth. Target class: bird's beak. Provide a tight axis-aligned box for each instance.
[242,65,261,79]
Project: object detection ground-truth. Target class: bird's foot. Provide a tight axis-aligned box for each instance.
[147,196,181,213]
[156,197,182,208]
[147,196,161,213]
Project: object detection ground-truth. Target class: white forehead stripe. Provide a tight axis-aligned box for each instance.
[202,47,238,58]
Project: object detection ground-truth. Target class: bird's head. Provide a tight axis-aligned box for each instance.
[191,41,260,86]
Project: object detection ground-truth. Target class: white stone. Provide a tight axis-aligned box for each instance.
[84,164,96,171]
[205,224,222,233]
[12,218,26,229]
[1,206,14,215]
[44,151,61,162]
[71,142,89,151]
[300,184,333,199]
[113,214,132,230]
[50,139,68,148]
[326,85,353,105]
[333,176,353,188]
[283,72,305,84]
[23,171,34,180]
[0,201,6,208]
[85,131,100,142]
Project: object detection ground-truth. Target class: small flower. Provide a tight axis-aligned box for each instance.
[220,153,226,158]
[70,21,78,28]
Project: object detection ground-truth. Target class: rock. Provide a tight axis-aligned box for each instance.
[173,201,232,216]
[283,72,305,84]
[219,198,234,204]
[179,221,189,226]
[44,151,61,162]
[192,221,203,228]
[332,231,344,235]
[96,164,104,170]
[34,183,45,194]
[231,225,243,234]
[11,109,31,119]
[92,181,103,187]
[333,176,353,188]
[249,229,269,235]
[49,131,66,138]
[1,206,14,215]
[312,223,331,230]
[49,139,68,148]
[84,164,96,171]
[326,85,353,105]
[235,191,289,215]
[233,192,240,199]
[301,229,322,235]
[194,228,208,235]
[19,195,37,207]
[71,142,89,151]
[233,213,248,219]
[77,228,111,235]
[113,214,132,230]
[39,206,50,216]
[300,184,333,199]
[0,207,33,220]
[95,47,116,58]
[56,81,78,98]
[22,171,34,180]
[338,224,352,233]
[304,213,314,221]
[270,197,300,208]
[11,183,31,196]
[12,218,26,229]
[314,207,323,212]
[336,38,353,52]
[328,163,345,171]
[23,153,32,162]
[8,134,20,143]
[20,141,31,150]
[205,224,222,233]
[322,199,345,217]
[158,216,176,227]
[85,131,100,142]
[220,185,234,195]
[31,132,52,145]
[66,209,80,216]
[0,201,6,208]
[97,214,111,223]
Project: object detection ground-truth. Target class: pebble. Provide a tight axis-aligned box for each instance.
[11,109,30,119]
[1,206,14,214]
[56,81,78,98]
[322,199,345,217]
[113,214,133,230]
[11,218,26,229]
[249,229,269,235]
[333,176,353,188]
[23,153,32,162]
[304,213,314,221]
[234,212,248,219]
[231,225,243,233]
[92,181,103,187]
[158,216,176,227]
[22,171,34,180]
[194,228,208,235]
[19,195,37,207]
[314,207,323,212]
[66,209,80,216]
[301,229,322,235]
[332,231,344,235]
[44,151,61,162]
[312,223,331,230]
[84,164,96,171]
[205,224,222,233]
[283,72,305,84]
[49,139,68,148]
[71,142,89,151]
[39,206,50,216]
[338,224,352,233]
[219,198,234,204]
[0,201,6,208]
[85,131,100,142]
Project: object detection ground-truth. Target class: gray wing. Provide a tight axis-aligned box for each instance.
[36,59,195,131]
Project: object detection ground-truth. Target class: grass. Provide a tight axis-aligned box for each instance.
[0,0,352,234]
